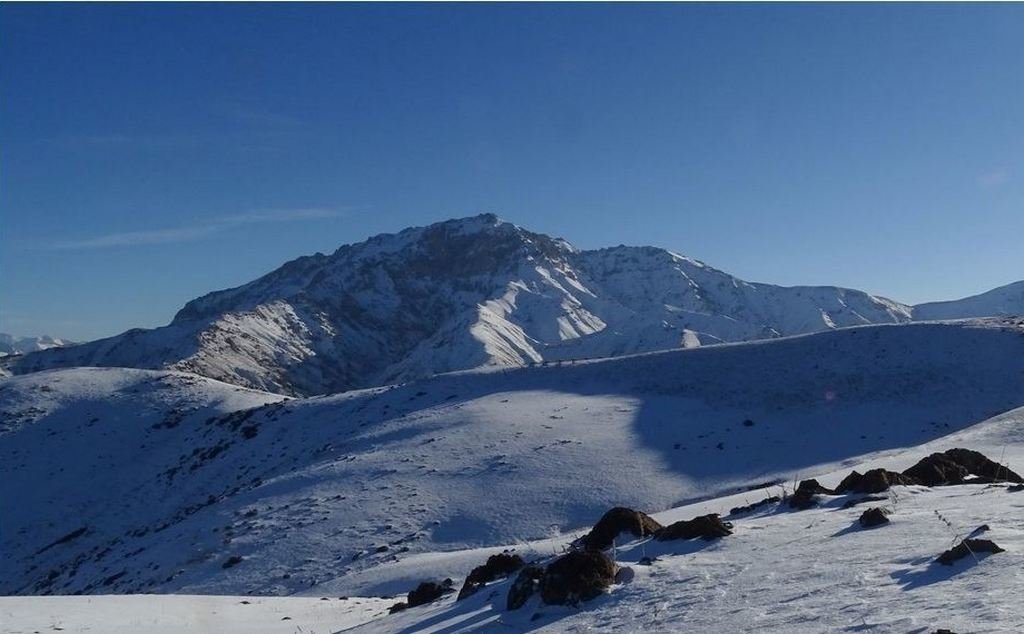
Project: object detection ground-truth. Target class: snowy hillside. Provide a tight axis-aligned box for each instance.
[3,319,1024,605]
[0,333,74,357]
[2,215,916,396]
[915,280,1024,320]
[352,403,1024,633]
[5,321,1024,632]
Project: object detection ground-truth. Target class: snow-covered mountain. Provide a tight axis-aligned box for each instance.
[0,333,74,357]
[3,318,1024,602]
[914,279,1024,320]
[2,215,919,396]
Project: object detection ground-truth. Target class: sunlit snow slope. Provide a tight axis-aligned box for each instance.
[2,319,1023,601]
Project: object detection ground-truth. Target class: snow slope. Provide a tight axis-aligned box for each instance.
[6,375,1024,633]
[3,319,1024,602]
[355,404,1024,634]
[2,215,915,396]
[915,280,1024,321]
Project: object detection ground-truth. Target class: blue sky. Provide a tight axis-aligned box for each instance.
[2,3,1023,341]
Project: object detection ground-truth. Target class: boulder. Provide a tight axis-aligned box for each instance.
[405,579,454,608]
[538,551,616,606]
[945,448,1023,483]
[858,507,891,528]
[506,565,545,611]
[936,538,1004,565]
[789,479,836,509]
[655,513,733,541]
[903,449,1022,486]
[836,469,918,494]
[580,507,662,551]
[457,552,525,601]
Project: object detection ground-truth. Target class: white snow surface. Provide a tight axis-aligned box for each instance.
[915,280,1024,320]
[5,334,1024,631]
[3,319,1024,605]
[0,594,391,634]
[354,404,1024,634]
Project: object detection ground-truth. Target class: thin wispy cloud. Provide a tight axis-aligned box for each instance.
[52,208,345,250]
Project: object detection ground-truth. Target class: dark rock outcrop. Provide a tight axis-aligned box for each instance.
[729,496,781,516]
[506,565,545,611]
[655,513,733,541]
[836,469,918,494]
[936,538,1004,565]
[944,448,1023,482]
[538,551,616,606]
[789,479,836,509]
[904,449,1022,486]
[858,507,891,528]
[457,553,525,601]
[580,507,663,551]
[400,579,455,609]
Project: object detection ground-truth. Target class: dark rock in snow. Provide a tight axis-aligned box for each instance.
[580,507,663,551]
[936,538,1004,565]
[789,479,836,509]
[405,579,454,608]
[729,496,781,516]
[221,555,243,569]
[388,602,408,614]
[539,551,616,606]
[457,552,525,601]
[858,507,891,528]
[903,448,1022,487]
[903,454,970,487]
[655,513,733,541]
[944,448,1023,482]
[836,469,918,494]
[507,565,546,611]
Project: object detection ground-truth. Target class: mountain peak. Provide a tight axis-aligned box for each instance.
[6,215,1021,397]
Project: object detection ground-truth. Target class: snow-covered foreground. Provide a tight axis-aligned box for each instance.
[7,406,1024,633]
[0,594,392,634]
[2,320,1024,602]
[353,404,1024,633]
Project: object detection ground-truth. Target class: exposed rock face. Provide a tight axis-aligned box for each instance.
[858,507,891,528]
[789,479,836,509]
[936,538,1004,565]
[538,551,617,606]
[655,514,733,541]
[580,507,663,551]
[396,579,454,612]
[837,469,918,494]
[506,565,545,611]
[457,553,525,601]
[903,449,1023,486]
